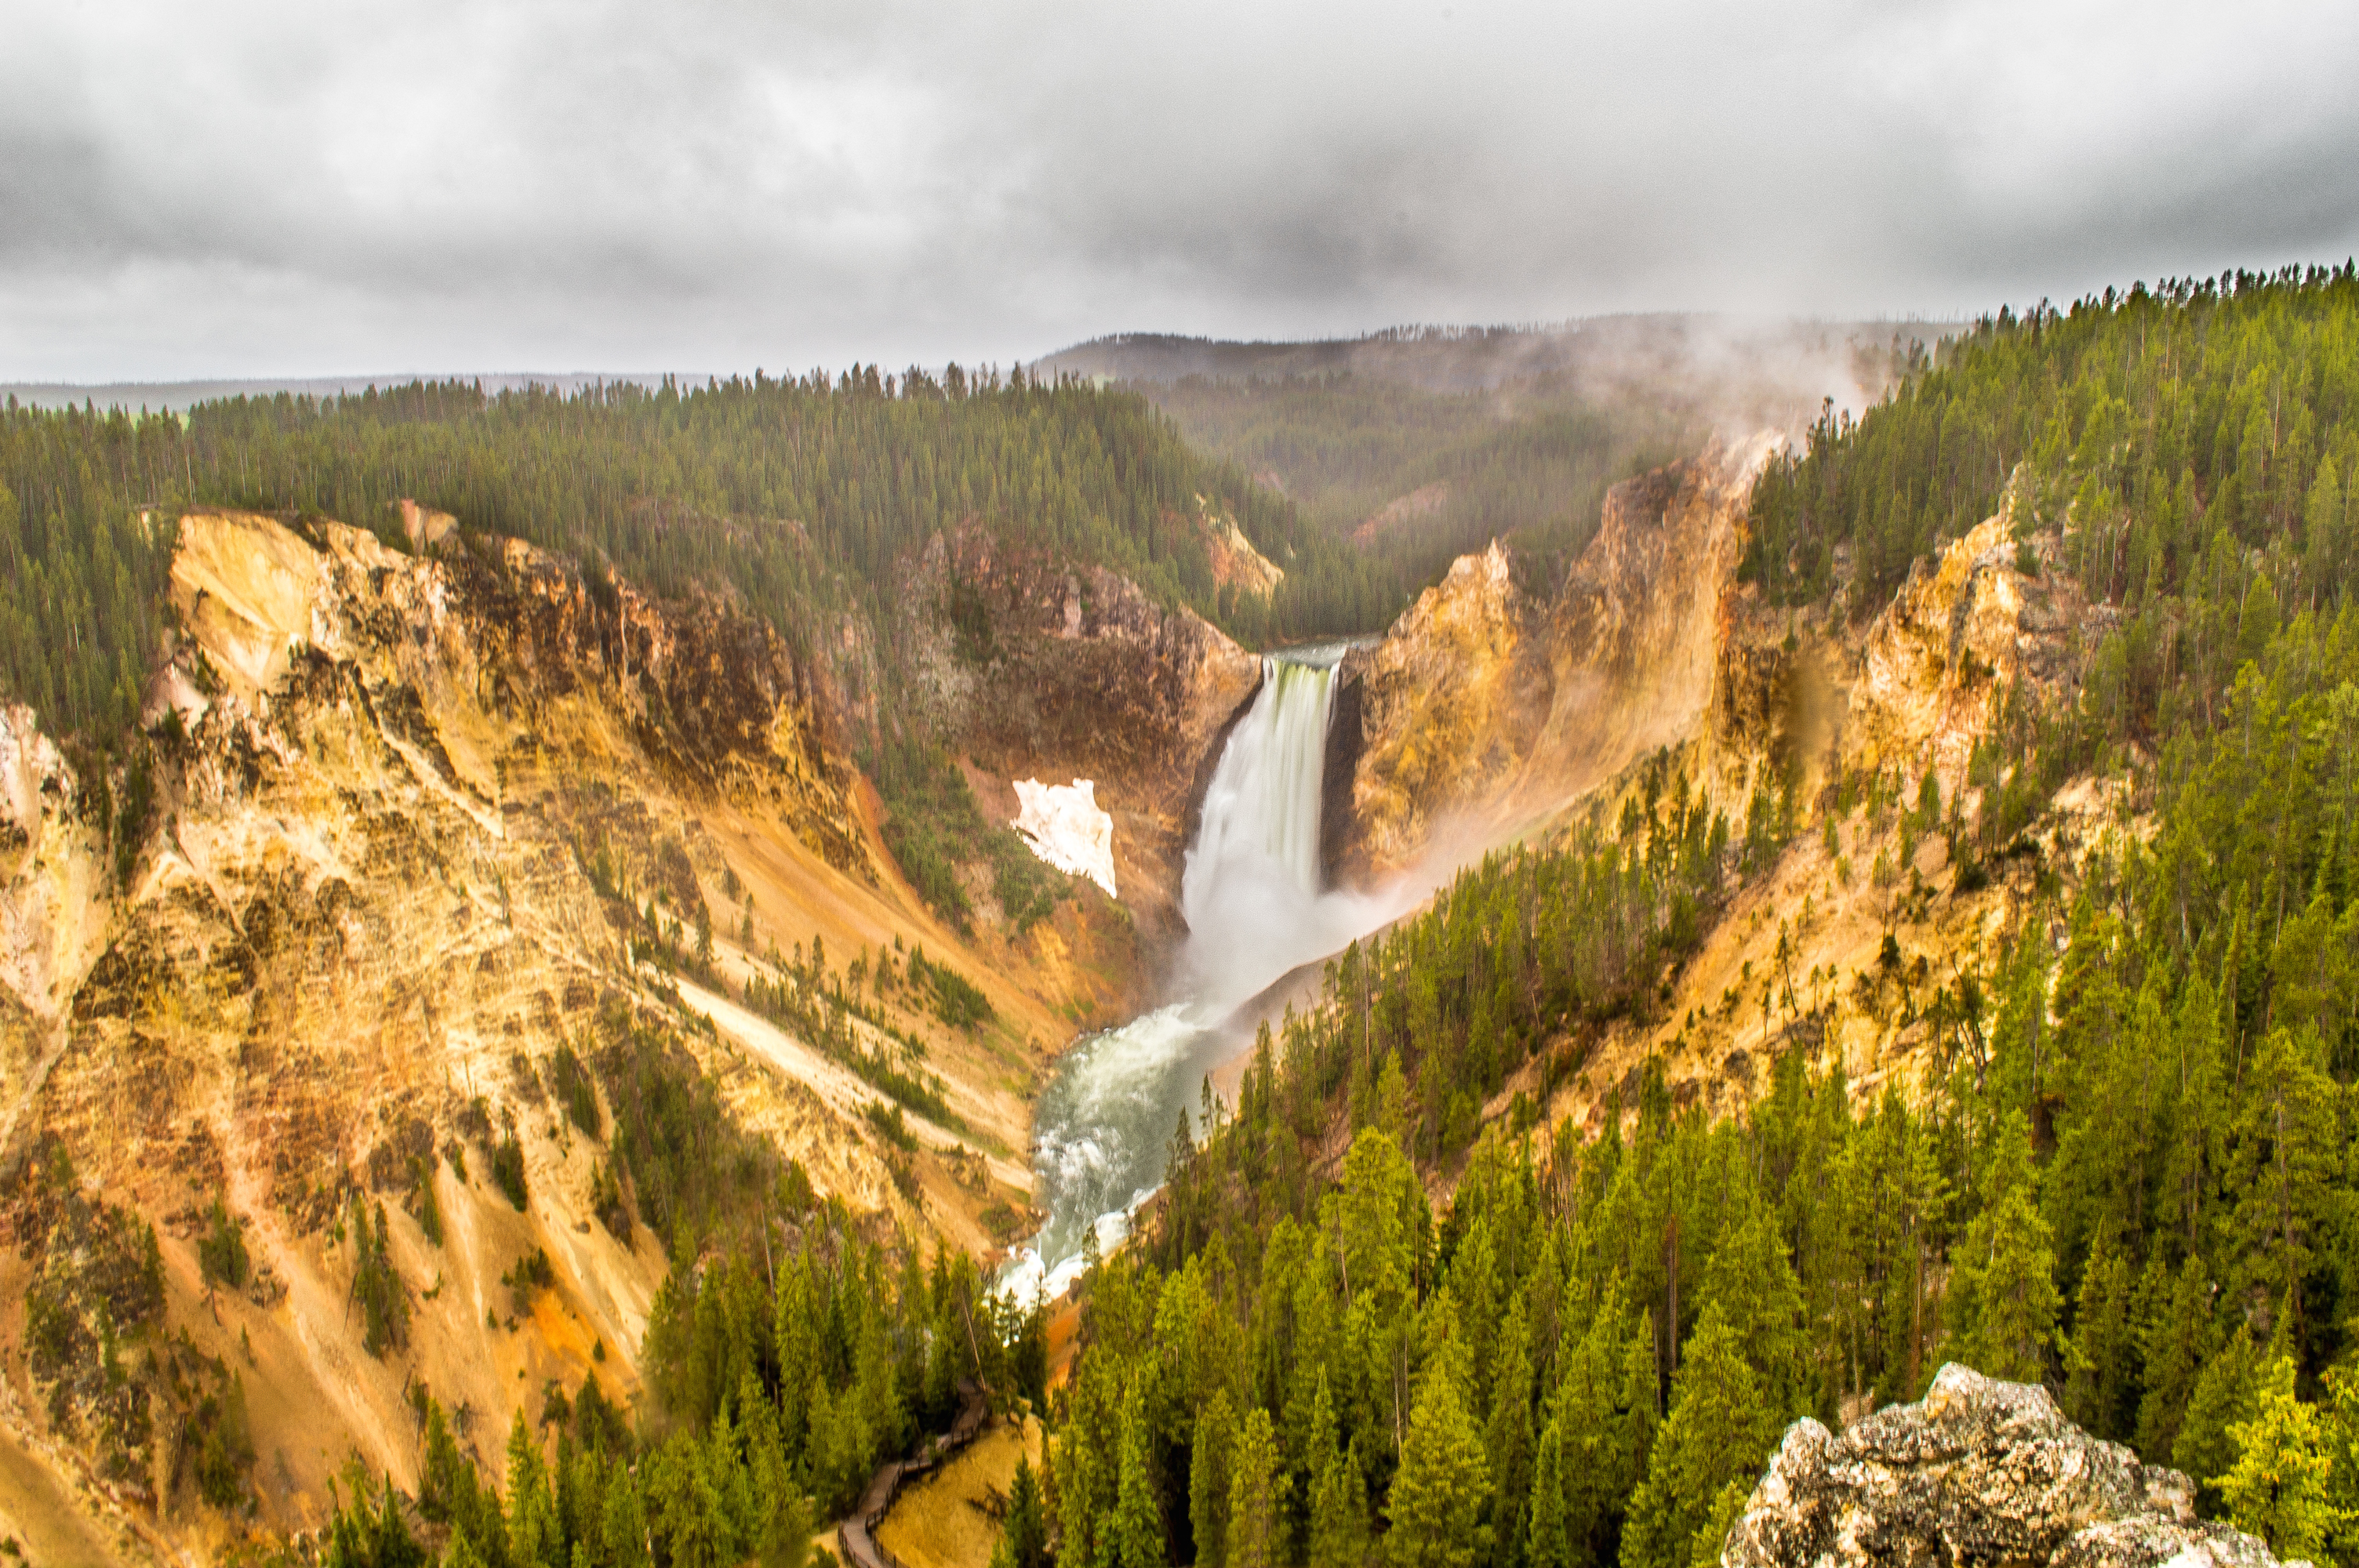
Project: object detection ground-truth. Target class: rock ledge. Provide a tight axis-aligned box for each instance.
[1725,1363,2288,1567]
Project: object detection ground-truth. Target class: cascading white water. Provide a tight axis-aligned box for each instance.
[1178,646,1401,1013]
[1001,644,1415,1303]
[1190,657,1336,902]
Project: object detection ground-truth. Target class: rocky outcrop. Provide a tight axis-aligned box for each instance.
[902,528,1261,938]
[0,705,112,1025]
[1837,485,2101,796]
[1334,541,1548,880]
[1538,439,1765,782]
[1539,467,2142,1140]
[163,510,874,873]
[1198,498,1285,597]
[1331,439,1768,883]
[1727,1365,2283,1568]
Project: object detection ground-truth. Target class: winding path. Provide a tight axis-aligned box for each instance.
[837,1382,993,1568]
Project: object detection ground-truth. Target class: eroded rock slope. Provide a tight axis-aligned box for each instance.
[899,526,1262,945]
[1319,442,2121,1144]
[0,510,1125,1563]
[1332,437,1769,884]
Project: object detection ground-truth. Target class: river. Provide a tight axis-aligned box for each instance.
[999,644,1418,1302]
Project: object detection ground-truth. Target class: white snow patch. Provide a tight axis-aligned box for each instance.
[1012,778,1117,898]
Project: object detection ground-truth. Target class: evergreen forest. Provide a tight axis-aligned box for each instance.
[0,367,1409,748]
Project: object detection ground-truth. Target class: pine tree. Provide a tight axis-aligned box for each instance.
[2175,1326,2261,1513]
[1698,1196,1806,1410]
[1946,1115,2062,1383]
[1332,1124,1423,1450]
[1378,1051,1411,1152]
[2135,1251,2217,1463]
[1482,1297,1537,1566]
[1001,1455,1050,1568]
[1107,1388,1165,1568]
[1386,1363,1491,1568]
[2217,1356,2341,1562]
[508,1411,563,1568]
[1554,1297,1659,1563]
[2063,1231,2135,1441]
[2160,975,2228,1250]
[1987,944,2050,1118]
[2238,574,2281,666]
[1190,1390,1235,1568]
[1305,1370,1369,1568]
[1618,1310,1778,1568]
[1227,1408,1285,1568]
[2305,460,2346,597]
[325,1476,429,1568]
[1309,1436,1372,1568]
[1528,1415,1570,1568]
[2223,1028,2338,1347]
[602,1461,651,1568]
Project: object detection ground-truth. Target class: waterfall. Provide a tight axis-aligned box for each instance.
[1003,644,1414,1304]
[1205,656,1341,898]
[1179,649,1347,1010]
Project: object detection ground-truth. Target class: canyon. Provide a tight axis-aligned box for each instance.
[0,430,2108,1566]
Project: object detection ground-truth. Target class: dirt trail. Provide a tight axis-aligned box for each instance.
[875,1415,1043,1568]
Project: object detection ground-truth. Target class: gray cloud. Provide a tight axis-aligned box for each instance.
[2,0,2355,380]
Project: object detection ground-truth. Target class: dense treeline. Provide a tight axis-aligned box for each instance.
[0,412,177,739]
[1743,263,2359,621]
[0,368,1405,746]
[1146,375,1695,598]
[1027,267,2359,1568]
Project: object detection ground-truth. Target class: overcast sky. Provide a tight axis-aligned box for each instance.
[5,0,2356,383]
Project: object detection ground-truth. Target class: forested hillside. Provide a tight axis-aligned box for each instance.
[0,369,1404,746]
[1745,268,2359,627]
[1121,313,1933,607]
[1145,375,1695,598]
[1019,264,2359,1568]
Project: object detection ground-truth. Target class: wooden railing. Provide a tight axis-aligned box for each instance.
[836,1383,992,1568]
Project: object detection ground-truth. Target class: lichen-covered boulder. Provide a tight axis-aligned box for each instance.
[1723,1363,2291,1567]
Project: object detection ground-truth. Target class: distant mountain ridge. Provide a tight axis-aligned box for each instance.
[1033,312,1965,408]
